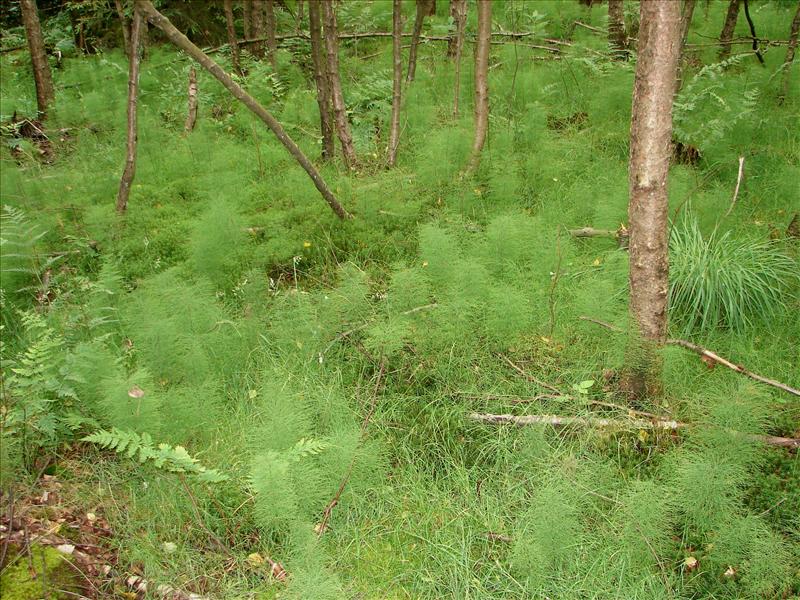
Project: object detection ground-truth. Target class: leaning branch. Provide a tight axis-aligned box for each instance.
[136,0,351,220]
[579,316,800,397]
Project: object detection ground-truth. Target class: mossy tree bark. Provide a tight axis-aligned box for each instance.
[779,1,800,102]
[136,0,351,220]
[627,0,682,400]
[719,0,740,60]
[469,0,491,171]
[243,0,253,39]
[20,0,55,119]
[116,5,142,214]
[265,0,278,70]
[387,0,403,167]
[322,0,357,169]
[607,0,629,60]
[251,0,265,58]
[407,0,436,83]
[309,0,335,160]
[223,0,243,75]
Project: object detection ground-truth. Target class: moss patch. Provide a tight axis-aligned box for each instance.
[0,544,81,600]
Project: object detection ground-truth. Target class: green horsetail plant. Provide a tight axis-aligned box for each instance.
[669,219,797,335]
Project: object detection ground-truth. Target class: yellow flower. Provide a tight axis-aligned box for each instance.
[303,241,312,248]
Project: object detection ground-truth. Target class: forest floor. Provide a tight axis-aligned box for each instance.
[1,1,799,599]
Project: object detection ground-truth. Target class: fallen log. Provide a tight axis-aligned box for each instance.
[569,225,629,248]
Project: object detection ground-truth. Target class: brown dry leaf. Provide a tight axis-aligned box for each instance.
[128,385,145,399]
[684,556,699,571]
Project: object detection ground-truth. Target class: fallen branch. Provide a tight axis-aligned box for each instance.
[469,412,800,449]
[569,225,629,248]
[579,316,800,397]
[721,156,745,221]
[499,354,562,394]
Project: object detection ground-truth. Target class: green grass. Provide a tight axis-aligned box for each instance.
[1,1,799,598]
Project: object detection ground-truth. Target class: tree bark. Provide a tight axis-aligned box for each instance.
[20,0,55,119]
[265,0,278,70]
[627,0,682,399]
[719,0,740,60]
[223,0,243,75]
[676,0,697,90]
[185,67,198,132]
[243,0,253,39]
[469,0,491,171]
[322,0,357,169]
[388,0,403,167]
[451,0,467,117]
[407,0,436,83]
[448,0,467,58]
[607,0,628,60]
[136,0,351,220]
[779,1,800,102]
[251,0,265,57]
[309,0,334,160]
[116,6,142,214]
[114,0,132,58]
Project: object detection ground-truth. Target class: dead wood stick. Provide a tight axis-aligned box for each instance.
[721,156,745,220]
[499,354,562,394]
[579,316,800,397]
[469,413,800,448]
[184,67,198,132]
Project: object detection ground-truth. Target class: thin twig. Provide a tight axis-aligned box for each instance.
[499,354,563,394]
[722,156,745,221]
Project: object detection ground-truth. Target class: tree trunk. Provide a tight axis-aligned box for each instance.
[780,1,800,102]
[469,0,491,171]
[136,0,351,220]
[451,0,467,117]
[309,0,334,160]
[719,0,740,60]
[20,0,55,119]
[322,0,357,169]
[243,0,253,39]
[627,0,682,399]
[223,0,243,75]
[116,6,142,214]
[607,0,628,60]
[113,0,132,58]
[297,0,305,29]
[387,0,403,167]
[251,0,265,57]
[265,0,278,70]
[407,0,435,83]
[447,0,467,58]
[676,0,697,91]
[185,67,198,132]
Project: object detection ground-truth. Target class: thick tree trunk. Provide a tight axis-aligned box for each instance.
[114,0,132,58]
[136,0,351,220]
[407,0,435,83]
[627,0,682,399]
[116,6,142,214]
[265,0,278,70]
[607,0,628,60]
[780,1,800,102]
[322,0,357,169]
[309,0,334,160]
[719,0,740,60]
[387,0,403,167]
[451,0,467,117]
[448,0,467,58]
[251,0,265,57]
[185,67,198,132]
[223,0,243,75]
[20,0,55,118]
[469,0,491,171]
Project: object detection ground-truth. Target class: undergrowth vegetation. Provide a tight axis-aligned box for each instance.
[1,1,798,598]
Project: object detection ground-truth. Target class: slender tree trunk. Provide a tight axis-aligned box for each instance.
[387,0,403,167]
[309,0,334,160]
[223,0,243,75]
[469,0,491,171]
[452,0,467,117]
[676,0,697,91]
[20,0,55,119]
[322,0,357,169]
[607,0,628,60]
[779,1,800,102]
[719,0,740,60]
[251,0,265,57]
[136,0,351,220]
[243,0,253,39]
[448,0,467,58]
[116,6,142,214]
[627,0,682,399]
[185,67,198,132]
[297,0,305,29]
[407,0,435,83]
[114,0,131,58]
[265,0,278,70]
